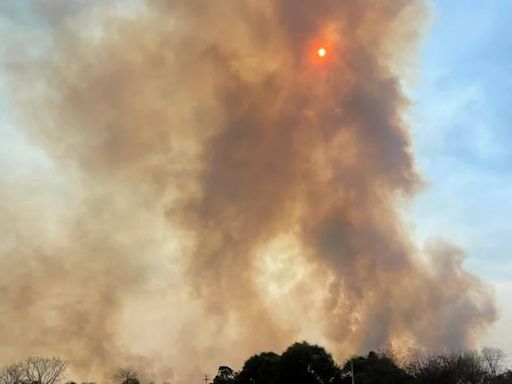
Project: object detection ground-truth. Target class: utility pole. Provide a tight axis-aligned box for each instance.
[204,375,209,384]
[350,359,355,384]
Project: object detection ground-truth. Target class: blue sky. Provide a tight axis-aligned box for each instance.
[409,1,512,351]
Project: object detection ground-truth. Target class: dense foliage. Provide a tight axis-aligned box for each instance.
[213,342,512,384]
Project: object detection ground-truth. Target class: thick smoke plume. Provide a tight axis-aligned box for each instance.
[0,1,496,383]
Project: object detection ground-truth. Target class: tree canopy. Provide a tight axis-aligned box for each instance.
[211,342,512,384]
[341,351,411,384]
[279,342,343,384]
[237,352,280,384]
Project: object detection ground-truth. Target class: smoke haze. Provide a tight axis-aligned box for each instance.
[0,1,497,383]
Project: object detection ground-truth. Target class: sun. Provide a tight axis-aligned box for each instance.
[317,47,327,58]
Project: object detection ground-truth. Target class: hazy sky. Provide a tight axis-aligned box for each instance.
[409,0,512,353]
[0,0,511,365]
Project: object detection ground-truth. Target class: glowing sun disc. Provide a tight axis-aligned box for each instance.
[317,47,327,58]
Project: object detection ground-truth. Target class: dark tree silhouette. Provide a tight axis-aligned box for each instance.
[342,351,411,384]
[495,370,512,384]
[213,366,237,384]
[237,352,281,384]
[279,342,343,384]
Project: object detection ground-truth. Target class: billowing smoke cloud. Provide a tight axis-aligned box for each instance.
[0,0,496,383]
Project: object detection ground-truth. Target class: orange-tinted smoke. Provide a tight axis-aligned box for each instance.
[0,0,496,382]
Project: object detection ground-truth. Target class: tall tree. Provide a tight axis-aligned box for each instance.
[279,342,342,384]
[237,352,281,384]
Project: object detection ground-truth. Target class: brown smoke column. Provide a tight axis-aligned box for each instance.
[0,0,497,382]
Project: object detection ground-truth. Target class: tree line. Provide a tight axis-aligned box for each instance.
[1,343,511,384]
[212,342,512,384]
